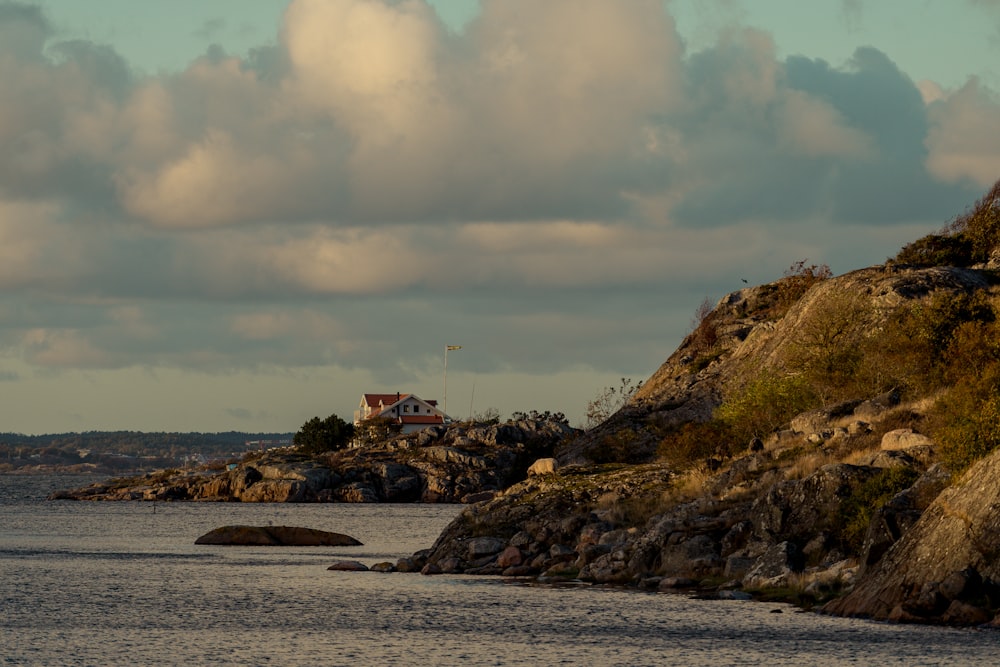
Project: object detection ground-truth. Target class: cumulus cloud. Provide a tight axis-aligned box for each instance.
[926,79,1000,188]
[0,0,997,423]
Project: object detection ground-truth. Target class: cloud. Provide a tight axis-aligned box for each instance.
[926,78,1000,188]
[0,0,997,419]
[0,2,49,60]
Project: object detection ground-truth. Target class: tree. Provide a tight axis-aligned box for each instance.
[293,414,354,455]
[511,409,568,424]
[471,407,501,425]
[584,378,642,430]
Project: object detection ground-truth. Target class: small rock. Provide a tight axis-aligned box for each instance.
[467,536,506,559]
[658,577,698,590]
[497,546,523,568]
[941,600,991,626]
[880,428,933,451]
[327,560,369,572]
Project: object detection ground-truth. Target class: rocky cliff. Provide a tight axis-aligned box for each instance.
[823,445,1000,625]
[49,253,1000,625]
[410,263,1000,626]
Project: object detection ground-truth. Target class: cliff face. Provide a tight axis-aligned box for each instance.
[824,445,1000,624]
[556,264,990,465]
[414,263,1000,626]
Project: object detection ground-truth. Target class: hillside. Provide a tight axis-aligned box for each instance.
[410,179,1000,626]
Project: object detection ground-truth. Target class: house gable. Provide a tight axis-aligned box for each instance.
[354,392,447,434]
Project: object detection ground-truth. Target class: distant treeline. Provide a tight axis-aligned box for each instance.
[0,431,293,473]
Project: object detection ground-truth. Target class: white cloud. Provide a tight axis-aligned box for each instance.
[926,79,1000,188]
[0,0,998,431]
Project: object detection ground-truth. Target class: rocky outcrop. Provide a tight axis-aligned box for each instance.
[411,437,935,600]
[557,265,989,465]
[824,447,1000,624]
[194,525,362,546]
[52,418,577,504]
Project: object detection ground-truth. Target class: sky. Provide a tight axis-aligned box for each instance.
[2,0,1000,434]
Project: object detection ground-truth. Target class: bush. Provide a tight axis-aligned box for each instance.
[586,428,645,464]
[931,377,1000,473]
[948,177,1000,264]
[293,414,354,455]
[782,290,875,403]
[894,232,973,267]
[716,371,818,444]
[584,378,642,430]
[656,419,734,469]
[833,466,920,554]
[687,297,720,356]
[353,416,403,446]
[893,177,1000,267]
[768,260,833,318]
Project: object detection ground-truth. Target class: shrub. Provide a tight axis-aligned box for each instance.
[930,377,1000,473]
[716,371,819,444]
[947,177,1000,264]
[769,260,833,318]
[584,378,642,430]
[869,291,998,397]
[894,232,973,267]
[782,290,875,403]
[687,297,720,356]
[833,466,920,554]
[586,428,645,464]
[893,177,1000,267]
[656,419,734,469]
[352,416,403,446]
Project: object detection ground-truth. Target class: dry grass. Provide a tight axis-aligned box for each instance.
[664,465,713,504]
[783,450,838,480]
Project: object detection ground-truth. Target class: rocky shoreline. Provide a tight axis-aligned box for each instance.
[49,262,1000,627]
[50,418,577,504]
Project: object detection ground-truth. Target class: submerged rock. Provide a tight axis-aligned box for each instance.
[194,525,362,546]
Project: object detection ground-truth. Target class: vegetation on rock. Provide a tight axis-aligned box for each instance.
[410,177,1000,626]
[293,414,354,455]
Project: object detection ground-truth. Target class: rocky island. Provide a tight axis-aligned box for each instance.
[52,180,1000,626]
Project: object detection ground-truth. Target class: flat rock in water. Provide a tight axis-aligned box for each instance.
[194,525,362,546]
[328,560,370,572]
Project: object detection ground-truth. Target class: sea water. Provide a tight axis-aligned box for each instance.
[2,474,999,666]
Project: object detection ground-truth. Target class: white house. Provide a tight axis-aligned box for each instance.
[353,392,448,435]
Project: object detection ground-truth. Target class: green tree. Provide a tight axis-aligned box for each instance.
[293,414,354,455]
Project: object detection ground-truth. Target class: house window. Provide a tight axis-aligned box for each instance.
[403,405,410,413]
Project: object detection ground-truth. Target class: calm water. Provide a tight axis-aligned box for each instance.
[2,474,999,666]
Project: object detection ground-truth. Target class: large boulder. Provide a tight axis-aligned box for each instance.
[528,458,558,476]
[195,525,362,546]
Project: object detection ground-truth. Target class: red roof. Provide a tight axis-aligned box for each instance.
[398,415,444,424]
[363,393,409,408]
